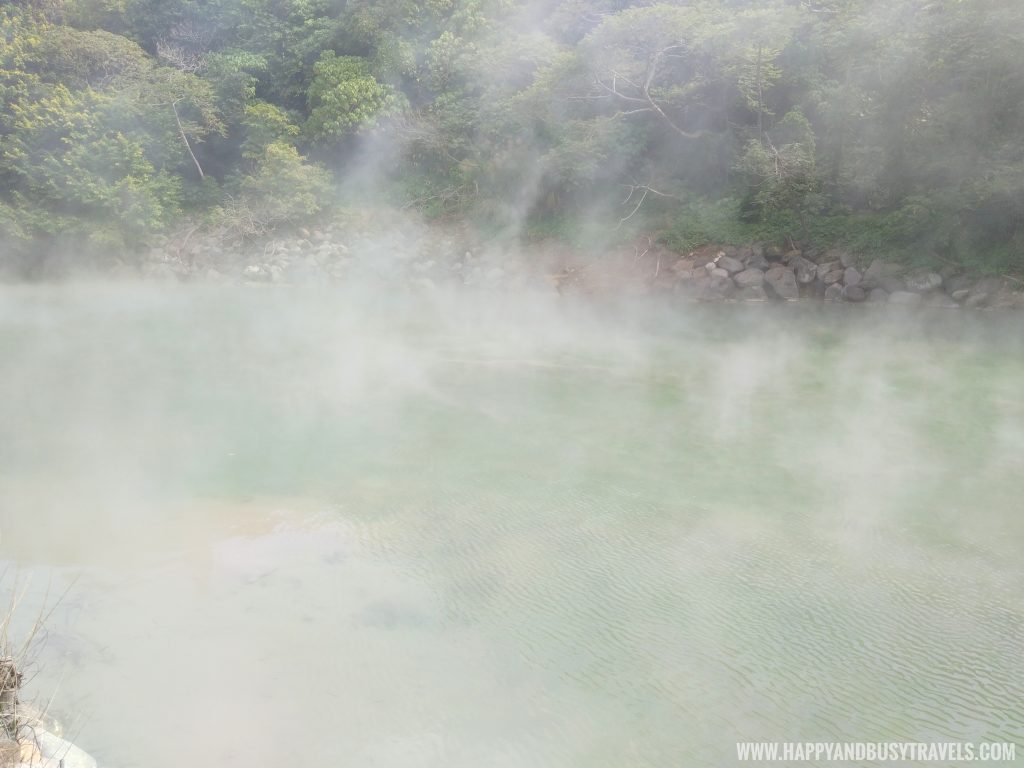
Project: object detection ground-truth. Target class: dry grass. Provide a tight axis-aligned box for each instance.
[0,574,71,767]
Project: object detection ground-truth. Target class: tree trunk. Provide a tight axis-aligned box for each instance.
[172,100,205,180]
[829,60,851,197]
[756,45,764,145]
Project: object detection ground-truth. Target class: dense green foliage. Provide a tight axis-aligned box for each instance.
[1,0,1023,271]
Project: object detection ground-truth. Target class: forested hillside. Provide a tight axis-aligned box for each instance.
[2,0,1023,274]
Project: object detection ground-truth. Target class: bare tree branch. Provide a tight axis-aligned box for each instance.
[616,186,648,228]
[595,75,647,104]
[616,180,681,229]
[156,17,213,73]
[156,40,207,73]
[623,181,681,200]
[596,47,719,140]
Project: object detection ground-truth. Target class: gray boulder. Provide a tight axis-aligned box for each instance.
[733,268,765,288]
[741,248,771,270]
[676,273,709,299]
[860,259,895,288]
[242,264,270,281]
[791,256,817,284]
[823,283,844,302]
[945,274,973,294]
[879,275,906,292]
[716,254,744,274]
[816,262,844,284]
[764,266,800,300]
[964,292,990,309]
[974,277,1008,295]
[824,249,858,268]
[905,271,942,293]
[843,267,862,286]
[999,292,1024,309]
[842,284,867,302]
[968,278,1019,308]
[672,257,698,273]
[701,275,736,300]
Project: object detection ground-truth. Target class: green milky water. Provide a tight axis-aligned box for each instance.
[0,284,1022,767]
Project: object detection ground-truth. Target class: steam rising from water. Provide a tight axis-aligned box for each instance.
[1,284,1023,767]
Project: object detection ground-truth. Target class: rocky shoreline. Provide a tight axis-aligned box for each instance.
[104,216,1024,310]
[661,243,1023,309]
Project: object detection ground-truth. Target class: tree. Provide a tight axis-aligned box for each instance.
[737,109,819,242]
[304,51,403,142]
[1,83,182,244]
[240,100,299,159]
[0,10,217,248]
[231,140,330,233]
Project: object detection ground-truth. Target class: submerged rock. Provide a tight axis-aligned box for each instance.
[737,285,768,302]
